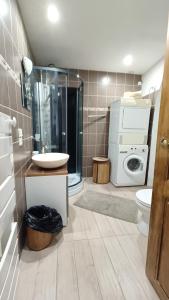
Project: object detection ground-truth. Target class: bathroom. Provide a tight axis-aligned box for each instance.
[0,0,169,299]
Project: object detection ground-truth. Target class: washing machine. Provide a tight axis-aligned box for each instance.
[109,144,148,186]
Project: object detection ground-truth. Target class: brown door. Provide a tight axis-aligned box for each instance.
[146,19,169,300]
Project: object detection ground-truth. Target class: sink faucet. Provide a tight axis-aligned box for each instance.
[41,144,48,154]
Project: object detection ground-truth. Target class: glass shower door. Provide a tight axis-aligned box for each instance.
[76,82,83,183]
[32,68,67,154]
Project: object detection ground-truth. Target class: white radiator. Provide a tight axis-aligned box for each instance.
[0,112,19,300]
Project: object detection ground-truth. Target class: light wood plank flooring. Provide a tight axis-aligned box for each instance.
[14,178,159,300]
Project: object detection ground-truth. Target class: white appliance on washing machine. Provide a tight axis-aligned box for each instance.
[109,98,151,145]
[109,144,148,186]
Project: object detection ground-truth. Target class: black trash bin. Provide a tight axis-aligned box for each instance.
[24,205,63,251]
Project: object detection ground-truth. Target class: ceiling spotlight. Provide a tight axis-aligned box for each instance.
[123,55,133,66]
[102,76,110,86]
[0,0,8,17]
[47,4,60,23]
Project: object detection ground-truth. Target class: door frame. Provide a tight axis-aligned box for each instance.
[146,20,169,300]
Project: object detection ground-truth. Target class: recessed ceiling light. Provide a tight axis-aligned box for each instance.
[0,0,8,17]
[102,76,110,86]
[47,4,60,23]
[123,55,133,66]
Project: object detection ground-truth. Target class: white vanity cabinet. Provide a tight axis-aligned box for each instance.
[25,164,68,226]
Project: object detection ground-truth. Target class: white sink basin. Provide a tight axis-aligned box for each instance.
[32,153,69,169]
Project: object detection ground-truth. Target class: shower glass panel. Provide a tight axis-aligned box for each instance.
[30,67,83,191]
[77,83,83,184]
[32,67,67,154]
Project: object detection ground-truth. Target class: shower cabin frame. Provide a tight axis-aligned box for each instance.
[33,66,68,153]
[31,66,83,192]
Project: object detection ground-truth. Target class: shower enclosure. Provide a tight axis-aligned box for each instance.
[29,67,83,195]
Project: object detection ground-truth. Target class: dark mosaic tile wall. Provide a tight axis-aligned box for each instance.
[0,0,33,247]
[76,70,142,177]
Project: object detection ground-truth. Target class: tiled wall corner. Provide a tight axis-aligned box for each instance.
[0,0,33,249]
[79,70,141,177]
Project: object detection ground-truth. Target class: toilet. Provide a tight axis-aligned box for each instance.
[136,189,152,236]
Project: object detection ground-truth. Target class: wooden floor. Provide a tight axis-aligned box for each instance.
[14,179,159,300]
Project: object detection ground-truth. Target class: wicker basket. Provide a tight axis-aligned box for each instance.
[26,227,54,251]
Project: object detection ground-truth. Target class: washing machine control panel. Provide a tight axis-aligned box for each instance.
[119,146,148,154]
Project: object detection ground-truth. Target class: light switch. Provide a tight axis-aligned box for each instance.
[18,128,23,146]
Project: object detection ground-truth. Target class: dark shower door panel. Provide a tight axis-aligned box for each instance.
[67,88,77,173]
[67,83,83,187]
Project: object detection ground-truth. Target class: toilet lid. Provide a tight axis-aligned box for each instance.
[136,189,152,207]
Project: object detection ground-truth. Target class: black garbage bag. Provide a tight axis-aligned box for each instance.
[24,205,63,233]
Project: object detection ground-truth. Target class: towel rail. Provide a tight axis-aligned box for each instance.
[88,114,106,118]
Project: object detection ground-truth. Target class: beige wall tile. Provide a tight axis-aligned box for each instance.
[88,122,97,133]
[125,73,134,85]
[0,22,5,57]
[115,85,125,97]
[87,95,97,107]
[79,70,89,82]
[107,85,116,97]
[117,72,125,84]
[134,74,142,85]
[87,166,93,177]
[98,83,107,96]
[89,70,97,82]
[88,82,97,95]
[97,96,107,108]
[0,0,33,247]
[97,71,107,83]
[87,145,96,157]
[108,72,116,85]
[88,133,97,145]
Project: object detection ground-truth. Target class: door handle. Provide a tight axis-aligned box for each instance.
[160,138,169,147]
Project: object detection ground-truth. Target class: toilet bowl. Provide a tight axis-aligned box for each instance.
[136,189,152,236]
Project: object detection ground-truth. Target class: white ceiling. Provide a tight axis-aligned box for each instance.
[18,0,169,74]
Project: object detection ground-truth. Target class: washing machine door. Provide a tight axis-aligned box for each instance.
[123,154,145,176]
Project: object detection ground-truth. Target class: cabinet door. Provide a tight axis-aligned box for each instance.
[122,107,150,129]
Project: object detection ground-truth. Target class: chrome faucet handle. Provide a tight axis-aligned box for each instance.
[41,144,48,154]
[41,146,45,154]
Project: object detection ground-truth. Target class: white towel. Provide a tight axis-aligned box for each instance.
[123,91,142,98]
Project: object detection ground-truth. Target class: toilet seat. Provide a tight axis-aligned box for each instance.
[135,188,152,236]
[136,189,152,208]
